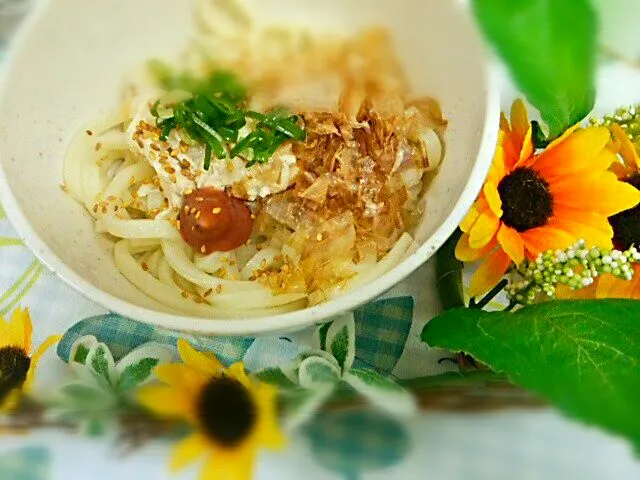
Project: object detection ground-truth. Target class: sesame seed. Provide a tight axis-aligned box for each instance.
[176,220,181,230]
[93,205,98,213]
[316,234,323,241]
[195,211,201,220]
[250,214,256,220]
[185,188,193,195]
[203,288,213,297]
[194,296,204,304]
[212,207,222,214]
[196,197,204,202]
[169,174,177,183]
[181,291,189,298]
[164,165,176,174]
[141,262,149,271]
[184,205,190,213]
[95,143,102,151]
[151,143,160,151]
[200,245,207,253]
[101,206,108,214]
[86,130,93,136]
[190,207,197,214]
[136,139,144,149]
[216,284,222,293]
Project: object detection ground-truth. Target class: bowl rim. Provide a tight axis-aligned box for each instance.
[0,0,501,336]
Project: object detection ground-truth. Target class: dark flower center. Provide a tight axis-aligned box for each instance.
[497,167,554,232]
[0,346,31,403]
[609,174,640,251]
[197,375,257,447]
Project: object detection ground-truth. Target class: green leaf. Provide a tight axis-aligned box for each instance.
[85,344,115,386]
[254,368,298,389]
[422,300,640,450]
[435,229,465,310]
[116,358,159,392]
[281,387,334,431]
[473,0,597,137]
[344,368,417,417]
[325,315,356,372]
[298,357,341,389]
[73,345,90,365]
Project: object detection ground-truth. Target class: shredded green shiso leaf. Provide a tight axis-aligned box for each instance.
[149,60,306,169]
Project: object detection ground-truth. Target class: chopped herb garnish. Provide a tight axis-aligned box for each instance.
[148,61,305,170]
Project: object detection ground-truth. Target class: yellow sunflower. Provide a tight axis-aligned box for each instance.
[457,100,640,297]
[0,307,61,411]
[137,339,284,480]
[561,123,640,300]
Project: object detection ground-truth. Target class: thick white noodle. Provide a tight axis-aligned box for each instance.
[157,256,179,288]
[115,240,306,317]
[341,233,414,293]
[104,162,155,200]
[239,247,280,280]
[161,240,266,292]
[96,217,182,241]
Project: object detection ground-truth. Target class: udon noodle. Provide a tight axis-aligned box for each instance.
[63,0,446,318]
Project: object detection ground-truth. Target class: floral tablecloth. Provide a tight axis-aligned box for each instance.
[1,2,640,479]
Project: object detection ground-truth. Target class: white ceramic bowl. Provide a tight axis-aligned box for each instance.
[0,0,499,335]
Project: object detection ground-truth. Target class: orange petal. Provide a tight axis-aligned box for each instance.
[520,226,576,258]
[551,172,640,216]
[596,271,640,300]
[547,207,614,249]
[500,112,511,135]
[510,99,529,148]
[483,182,503,217]
[610,161,631,180]
[455,234,497,262]
[610,123,640,170]
[468,210,500,249]
[529,127,611,181]
[486,143,507,185]
[517,125,534,166]
[497,225,525,265]
[460,198,489,233]
[556,283,597,300]
[468,249,512,298]
[178,339,224,375]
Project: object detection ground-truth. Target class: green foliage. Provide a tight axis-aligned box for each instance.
[473,0,597,137]
[422,300,640,451]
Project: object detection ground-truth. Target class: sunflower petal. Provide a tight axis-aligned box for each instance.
[510,99,529,147]
[547,206,614,249]
[610,123,640,170]
[178,339,224,375]
[551,172,640,216]
[201,444,255,480]
[255,384,285,448]
[468,249,512,298]
[483,182,503,217]
[460,197,489,233]
[468,210,500,249]
[529,127,611,181]
[170,434,208,472]
[24,334,62,389]
[455,234,497,262]
[596,272,640,300]
[497,225,525,265]
[155,363,209,393]
[228,362,251,387]
[520,226,576,257]
[556,283,597,300]
[517,125,534,165]
[7,308,32,351]
[137,386,194,420]
[499,112,511,135]
[486,143,507,185]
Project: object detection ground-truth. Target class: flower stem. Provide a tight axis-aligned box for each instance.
[472,279,509,310]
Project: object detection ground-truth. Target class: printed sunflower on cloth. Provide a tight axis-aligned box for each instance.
[457,100,640,298]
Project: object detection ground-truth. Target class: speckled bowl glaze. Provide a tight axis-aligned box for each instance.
[0,0,499,335]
